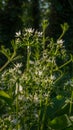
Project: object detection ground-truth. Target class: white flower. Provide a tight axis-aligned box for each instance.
[35,31,43,37]
[29,60,34,64]
[50,75,56,81]
[34,94,39,103]
[35,113,39,118]
[9,68,14,73]
[14,63,22,68]
[19,85,23,92]
[16,31,21,37]
[38,32,43,36]
[65,80,73,87]
[57,39,64,44]
[2,71,7,78]
[39,71,42,76]
[25,28,34,33]
[15,83,23,94]
[9,63,22,74]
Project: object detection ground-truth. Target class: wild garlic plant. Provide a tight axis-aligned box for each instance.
[0,21,73,130]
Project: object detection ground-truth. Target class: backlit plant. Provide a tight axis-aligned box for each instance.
[0,21,73,130]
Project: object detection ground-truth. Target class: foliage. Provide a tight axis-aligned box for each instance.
[46,0,73,52]
[0,22,73,130]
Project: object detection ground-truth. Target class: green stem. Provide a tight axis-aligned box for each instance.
[54,70,63,84]
[16,81,19,130]
[16,96,18,130]
[27,45,30,71]
[0,50,16,72]
[43,34,46,50]
[40,94,49,130]
[38,91,43,130]
[58,30,65,40]
[69,91,73,115]
[53,55,72,72]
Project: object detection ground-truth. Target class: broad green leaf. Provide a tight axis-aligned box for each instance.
[46,95,73,120]
[49,114,73,130]
[46,95,66,119]
[0,90,11,98]
[0,90,12,106]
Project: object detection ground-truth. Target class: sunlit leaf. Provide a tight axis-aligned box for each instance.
[49,114,73,129]
[0,90,12,106]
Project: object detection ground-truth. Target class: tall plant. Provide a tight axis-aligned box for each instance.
[0,22,73,130]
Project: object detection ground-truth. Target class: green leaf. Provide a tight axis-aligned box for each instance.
[46,95,66,119]
[46,95,73,120]
[49,114,73,130]
[61,23,69,32]
[0,90,11,98]
[0,90,12,106]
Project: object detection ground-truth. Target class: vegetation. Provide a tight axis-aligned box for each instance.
[0,0,73,130]
[0,21,73,130]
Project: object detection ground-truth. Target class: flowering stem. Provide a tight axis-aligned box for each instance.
[53,55,72,72]
[40,94,50,130]
[54,70,63,84]
[0,49,16,72]
[27,45,31,71]
[38,91,43,130]
[16,80,19,130]
[69,91,73,115]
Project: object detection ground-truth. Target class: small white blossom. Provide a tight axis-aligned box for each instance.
[16,31,21,37]
[15,83,23,94]
[9,68,14,73]
[57,39,64,44]
[19,85,23,92]
[38,71,42,76]
[35,31,43,37]
[2,71,7,78]
[65,80,73,87]
[34,94,39,103]
[43,93,49,97]
[38,31,43,36]
[50,75,56,81]
[9,63,22,74]
[35,113,39,118]
[25,28,34,34]
[29,60,34,64]
[14,63,22,68]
